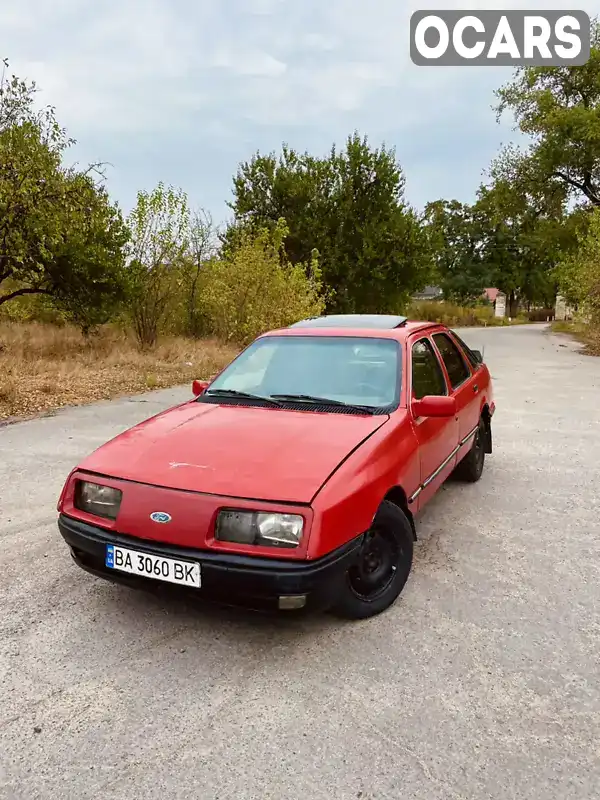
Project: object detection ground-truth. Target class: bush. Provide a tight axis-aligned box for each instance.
[406,300,501,327]
[194,220,328,344]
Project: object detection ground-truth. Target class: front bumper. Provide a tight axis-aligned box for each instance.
[58,514,364,613]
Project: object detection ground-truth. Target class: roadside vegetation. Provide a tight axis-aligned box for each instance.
[0,321,237,420]
[550,321,600,356]
[2,22,600,418]
[407,301,530,327]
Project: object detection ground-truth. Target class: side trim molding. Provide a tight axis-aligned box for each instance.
[408,423,479,504]
[460,424,479,448]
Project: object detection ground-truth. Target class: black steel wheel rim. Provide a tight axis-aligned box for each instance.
[348,526,401,601]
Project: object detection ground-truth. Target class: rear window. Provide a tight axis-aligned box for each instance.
[449,332,482,370]
[432,333,471,390]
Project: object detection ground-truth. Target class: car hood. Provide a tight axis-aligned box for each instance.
[78,401,390,503]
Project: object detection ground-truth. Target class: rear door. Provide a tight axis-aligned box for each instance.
[408,335,459,510]
[430,330,481,460]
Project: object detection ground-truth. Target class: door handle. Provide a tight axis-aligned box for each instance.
[473,384,479,393]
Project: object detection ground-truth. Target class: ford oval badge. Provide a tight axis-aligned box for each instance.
[150,511,171,524]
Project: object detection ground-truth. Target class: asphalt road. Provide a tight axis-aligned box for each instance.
[1,324,599,800]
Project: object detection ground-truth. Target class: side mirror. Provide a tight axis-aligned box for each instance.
[471,349,484,364]
[192,380,209,397]
[412,395,456,418]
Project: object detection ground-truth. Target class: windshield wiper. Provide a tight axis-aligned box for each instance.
[270,394,376,413]
[204,389,282,407]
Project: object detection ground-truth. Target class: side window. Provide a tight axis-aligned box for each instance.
[450,332,481,370]
[432,333,470,390]
[411,339,447,400]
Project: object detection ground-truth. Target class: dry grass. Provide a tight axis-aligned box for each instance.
[0,321,238,421]
[587,330,600,356]
[550,320,600,356]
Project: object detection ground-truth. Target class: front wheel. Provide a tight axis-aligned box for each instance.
[330,501,414,620]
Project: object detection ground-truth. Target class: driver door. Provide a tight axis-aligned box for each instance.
[409,336,459,511]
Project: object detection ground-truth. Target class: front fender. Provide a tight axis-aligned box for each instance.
[308,414,419,558]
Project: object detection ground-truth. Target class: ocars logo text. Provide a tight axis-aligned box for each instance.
[410,10,590,66]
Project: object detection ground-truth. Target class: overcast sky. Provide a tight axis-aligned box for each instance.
[3,0,599,226]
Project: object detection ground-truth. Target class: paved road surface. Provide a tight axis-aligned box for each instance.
[1,324,599,800]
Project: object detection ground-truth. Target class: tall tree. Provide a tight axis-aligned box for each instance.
[474,179,576,314]
[227,133,432,313]
[126,183,189,348]
[181,208,217,338]
[424,199,492,303]
[494,18,600,207]
[0,59,129,329]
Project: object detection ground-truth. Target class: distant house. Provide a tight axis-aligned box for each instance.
[555,294,575,321]
[412,285,444,302]
[483,288,506,317]
[483,288,500,303]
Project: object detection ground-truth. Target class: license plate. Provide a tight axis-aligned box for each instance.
[105,544,201,588]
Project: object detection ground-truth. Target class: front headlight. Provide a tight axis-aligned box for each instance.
[216,510,304,549]
[75,481,122,520]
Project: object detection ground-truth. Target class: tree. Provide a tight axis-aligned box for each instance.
[556,207,600,323]
[181,209,217,338]
[198,219,327,344]
[227,133,433,313]
[46,177,130,334]
[126,183,189,348]
[475,179,577,315]
[0,59,129,329]
[494,18,600,207]
[424,199,492,303]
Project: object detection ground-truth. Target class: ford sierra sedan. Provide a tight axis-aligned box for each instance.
[57,314,495,620]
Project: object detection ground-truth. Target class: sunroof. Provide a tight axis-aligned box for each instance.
[290,314,408,329]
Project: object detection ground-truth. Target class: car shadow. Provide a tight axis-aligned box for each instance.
[95,576,342,639]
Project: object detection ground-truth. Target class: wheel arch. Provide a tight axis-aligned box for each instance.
[381,486,417,541]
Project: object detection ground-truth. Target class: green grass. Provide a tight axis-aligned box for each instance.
[551,321,576,334]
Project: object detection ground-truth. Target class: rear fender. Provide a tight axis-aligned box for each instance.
[481,403,493,454]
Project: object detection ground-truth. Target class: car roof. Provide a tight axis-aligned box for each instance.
[262,315,443,340]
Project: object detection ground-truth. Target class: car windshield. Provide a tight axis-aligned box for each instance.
[206,335,401,409]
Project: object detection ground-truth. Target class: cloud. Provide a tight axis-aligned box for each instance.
[302,33,339,52]
[212,47,287,77]
[245,0,285,14]
[2,0,598,218]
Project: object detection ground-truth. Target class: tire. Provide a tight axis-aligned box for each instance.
[454,417,486,483]
[330,501,414,620]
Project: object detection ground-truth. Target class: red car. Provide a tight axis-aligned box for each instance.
[57,315,494,620]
